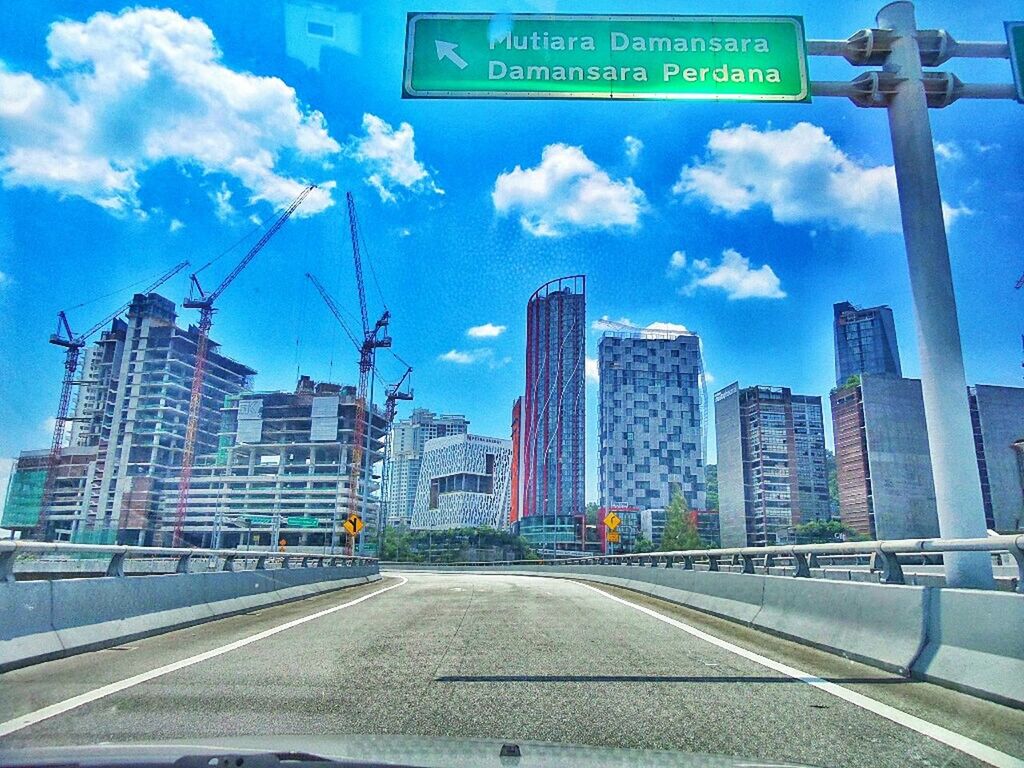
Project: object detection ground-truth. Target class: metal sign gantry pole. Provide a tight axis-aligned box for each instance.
[809,1,1018,588]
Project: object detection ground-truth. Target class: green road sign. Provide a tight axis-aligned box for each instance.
[243,515,273,526]
[287,516,319,528]
[1007,22,1024,103]
[403,13,809,101]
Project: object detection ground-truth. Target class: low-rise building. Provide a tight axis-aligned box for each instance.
[410,433,512,530]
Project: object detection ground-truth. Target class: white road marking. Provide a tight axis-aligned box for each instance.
[578,581,1023,768]
[0,577,407,738]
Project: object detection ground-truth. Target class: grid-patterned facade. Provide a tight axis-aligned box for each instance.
[521,276,586,520]
[384,409,469,527]
[598,329,706,512]
[715,383,828,547]
[410,433,512,530]
[833,301,902,387]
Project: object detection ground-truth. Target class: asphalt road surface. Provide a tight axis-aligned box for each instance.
[1,572,1022,767]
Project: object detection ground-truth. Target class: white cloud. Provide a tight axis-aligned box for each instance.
[349,113,442,203]
[211,183,234,221]
[668,250,687,272]
[675,122,971,235]
[942,201,973,228]
[591,315,633,331]
[585,356,599,383]
[168,218,185,233]
[624,135,643,164]
[467,323,507,338]
[643,321,690,337]
[399,227,412,238]
[0,8,339,218]
[703,371,716,384]
[933,140,963,163]
[492,143,646,237]
[439,348,489,365]
[684,248,786,300]
[248,214,263,227]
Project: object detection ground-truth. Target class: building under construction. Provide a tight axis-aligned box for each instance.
[161,375,386,548]
[4,292,256,542]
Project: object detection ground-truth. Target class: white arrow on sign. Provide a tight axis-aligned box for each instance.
[435,39,468,69]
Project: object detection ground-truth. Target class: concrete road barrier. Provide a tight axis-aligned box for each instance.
[911,588,1024,707]
[1,565,380,672]
[753,576,927,673]
[0,580,61,668]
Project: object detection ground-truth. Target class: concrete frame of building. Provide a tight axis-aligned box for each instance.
[159,376,387,549]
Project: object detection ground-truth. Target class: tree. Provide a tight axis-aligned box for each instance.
[826,450,839,518]
[705,464,718,511]
[792,519,859,544]
[632,535,655,553]
[659,490,701,551]
[585,501,600,527]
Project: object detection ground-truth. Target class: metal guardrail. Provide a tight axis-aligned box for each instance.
[0,540,377,583]
[385,535,1024,593]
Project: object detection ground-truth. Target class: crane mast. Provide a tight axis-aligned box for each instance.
[345,192,391,554]
[36,260,190,540]
[173,185,315,546]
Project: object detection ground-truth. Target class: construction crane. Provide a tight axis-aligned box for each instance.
[36,260,191,539]
[173,184,316,546]
[346,192,393,555]
[305,193,391,554]
[378,366,413,553]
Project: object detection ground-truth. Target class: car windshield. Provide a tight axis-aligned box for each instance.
[1,1,1023,767]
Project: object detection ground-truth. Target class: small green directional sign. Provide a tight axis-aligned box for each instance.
[403,13,809,101]
[287,516,319,528]
[1007,22,1024,103]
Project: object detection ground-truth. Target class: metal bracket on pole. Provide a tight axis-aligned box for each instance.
[741,554,755,574]
[106,552,126,577]
[707,555,719,572]
[811,71,1013,108]
[0,550,15,583]
[807,30,1008,66]
[877,551,906,585]
[682,555,694,570]
[176,553,192,574]
[792,552,811,578]
[221,554,236,572]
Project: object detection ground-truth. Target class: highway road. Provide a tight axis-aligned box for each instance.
[1,572,1022,767]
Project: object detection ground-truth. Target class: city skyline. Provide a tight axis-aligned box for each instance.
[1,0,1022,508]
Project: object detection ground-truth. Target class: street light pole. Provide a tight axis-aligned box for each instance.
[877,1,993,588]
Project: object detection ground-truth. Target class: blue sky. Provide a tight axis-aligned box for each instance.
[1,0,1022,504]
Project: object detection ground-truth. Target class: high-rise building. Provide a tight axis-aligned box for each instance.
[598,326,706,513]
[790,395,831,524]
[1,293,256,543]
[410,433,512,530]
[520,275,586,521]
[715,382,830,547]
[833,301,902,387]
[968,385,1024,532]
[830,375,939,540]
[831,377,1024,538]
[159,375,387,548]
[384,408,469,527]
